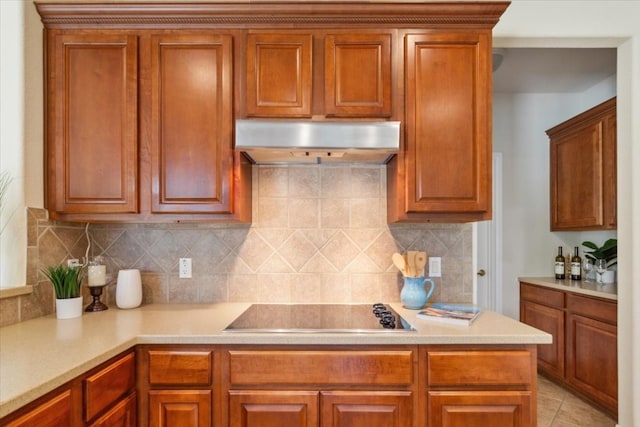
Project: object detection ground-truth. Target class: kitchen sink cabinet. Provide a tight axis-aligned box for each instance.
[547,97,617,230]
[244,32,392,118]
[224,347,416,427]
[519,281,618,419]
[388,31,493,222]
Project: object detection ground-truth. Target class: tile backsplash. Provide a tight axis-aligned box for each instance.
[1,165,473,326]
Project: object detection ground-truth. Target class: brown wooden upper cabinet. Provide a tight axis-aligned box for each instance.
[245,32,392,118]
[46,32,139,216]
[43,29,251,223]
[547,97,617,230]
[388,31,492,222]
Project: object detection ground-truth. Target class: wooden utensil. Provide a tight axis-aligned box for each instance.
[415,251,427,277]
[392,253,408,276]
[407,251,418,277]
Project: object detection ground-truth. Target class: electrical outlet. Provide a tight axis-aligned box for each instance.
[67,259,81,268]
[179,258,192,278]
[429,257,442,277]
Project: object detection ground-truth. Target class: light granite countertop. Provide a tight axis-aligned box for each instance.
[0,302,550,418]
[519,277,617,301]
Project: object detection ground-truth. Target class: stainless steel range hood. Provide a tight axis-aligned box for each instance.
[235,120,400,164]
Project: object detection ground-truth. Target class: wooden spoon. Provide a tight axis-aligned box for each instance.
[407,251,418,277]
[392,253,408,276]
[415,251,428,277]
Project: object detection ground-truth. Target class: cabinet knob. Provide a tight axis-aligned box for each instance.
[477,269,486,277]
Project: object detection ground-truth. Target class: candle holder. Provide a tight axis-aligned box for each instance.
[85,285,108,312]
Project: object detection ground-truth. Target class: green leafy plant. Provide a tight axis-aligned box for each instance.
[41,264,83,299]
[582,238,617,267]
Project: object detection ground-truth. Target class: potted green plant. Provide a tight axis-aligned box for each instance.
[582,239,617,283]
[42,263,84,319]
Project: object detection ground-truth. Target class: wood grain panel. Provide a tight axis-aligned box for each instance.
[88,392,136,427]
[520,283,565,309]
[148,390,211,427]
[401,31,491,220]
[427,350,533,387]
[320,391,412,427]
[148,350,212,386]
[229,350,413,385]
[428,391,532,427]
[246,33,312,117]
[566,293,617,325]
[229,390,318,427]
[50,32,138,215]
[4,389,72,427]
[150,34,233,214]
[520,301,565,380]
[324,33,391,117]
[84,352,136,421]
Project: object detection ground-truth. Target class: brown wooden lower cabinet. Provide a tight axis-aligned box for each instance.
[3,344,537,427]
[520,280,617,420]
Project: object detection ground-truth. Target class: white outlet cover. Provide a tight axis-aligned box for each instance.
[429,257,442,277]
[179,258,192,278]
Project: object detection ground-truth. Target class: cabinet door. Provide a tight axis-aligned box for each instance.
[149,34,234,214]
[325,34,392,117]
[229,390,318,427]
[402,32,491,220]
[89,392,136,427]
[566,313,617,414]
[520,301,565,380]
[321,391,412,427]
[428,391,532,427]
[4,389,72,427]
[47,32,138,216]
[548,98,617,230]
[148,390,211,427]
[246,33,313,117]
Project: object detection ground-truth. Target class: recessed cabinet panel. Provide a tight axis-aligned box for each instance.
[547,97,616,230]
[229,390,318,427]
[150,35,233,213]
[50,33,138,215]
[320,391,412,427]
[246,34,312,117]
[428,391,532,427]
[325,34,392,117]
[402,32,490,219]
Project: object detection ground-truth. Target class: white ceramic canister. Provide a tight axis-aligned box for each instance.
[116,269,142,309]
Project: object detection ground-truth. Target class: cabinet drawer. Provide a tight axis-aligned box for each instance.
[4,389,72,427]
[427,350,533,387]
[520,283,565,309]
[148,350,212,386]
[229,350,414,386]
[85,352,136,421]
[567,293,617,324]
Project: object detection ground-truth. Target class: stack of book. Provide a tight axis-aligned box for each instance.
[416,303,482,326]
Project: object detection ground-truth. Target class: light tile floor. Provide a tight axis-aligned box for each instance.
[537,375,617,427]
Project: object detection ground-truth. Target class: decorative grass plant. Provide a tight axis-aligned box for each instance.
[42,264,83,299]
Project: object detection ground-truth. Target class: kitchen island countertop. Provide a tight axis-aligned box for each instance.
[0,302,549,418]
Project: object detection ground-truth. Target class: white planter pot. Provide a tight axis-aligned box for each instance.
[55,296,83,319]
[598,270,616,284]
[116,269,142,309]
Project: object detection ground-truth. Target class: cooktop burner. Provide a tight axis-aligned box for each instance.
[223,303,416,333]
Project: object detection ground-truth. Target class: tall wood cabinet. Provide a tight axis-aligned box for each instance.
[388,31,493,222]
[520,280,617,420]
[547,97,617,230]
[46,32,139,216]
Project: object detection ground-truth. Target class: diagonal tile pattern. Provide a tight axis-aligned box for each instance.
[4,165,475,326]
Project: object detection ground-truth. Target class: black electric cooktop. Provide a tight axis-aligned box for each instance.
[223,303,416,333]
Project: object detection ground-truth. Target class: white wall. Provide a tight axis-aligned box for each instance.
[494,2,640,425]
[494,75,617,320]
[0,0,27,288]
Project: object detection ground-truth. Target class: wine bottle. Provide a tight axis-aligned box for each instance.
[555,246,565,279]
[571,246,582,281]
